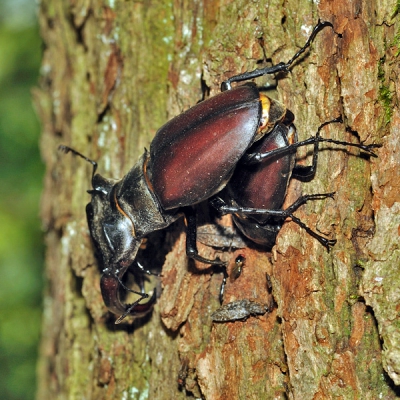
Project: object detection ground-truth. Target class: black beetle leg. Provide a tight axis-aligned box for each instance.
[291,118,342,181]
[282,193,337,250]
[183,207,227,265]
[283,192,336,213]
[221,20,333,90]
[244,117,381,165]
[211,194,337,251]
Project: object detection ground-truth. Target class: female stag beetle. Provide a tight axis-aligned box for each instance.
[60,20,380,323]
[212,117,342,248]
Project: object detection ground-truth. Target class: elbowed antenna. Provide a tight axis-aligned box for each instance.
[58,145,98,182]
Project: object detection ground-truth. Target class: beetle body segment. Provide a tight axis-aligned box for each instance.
[226,120,297,246]
[115,154,179,238]
[149,84,286,209]
[230,121,296,212]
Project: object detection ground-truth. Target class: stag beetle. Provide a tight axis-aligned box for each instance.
[60,20,380,323]
[212,117,342,249]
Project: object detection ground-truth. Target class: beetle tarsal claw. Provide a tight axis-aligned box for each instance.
[361,143,382,157]
[323,239,337,252]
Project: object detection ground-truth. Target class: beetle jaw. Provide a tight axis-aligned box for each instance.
[100,269,156,320]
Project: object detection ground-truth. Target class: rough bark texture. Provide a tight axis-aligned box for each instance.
[35,0,399,399]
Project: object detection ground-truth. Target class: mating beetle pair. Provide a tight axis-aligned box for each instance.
[60,21,380,323]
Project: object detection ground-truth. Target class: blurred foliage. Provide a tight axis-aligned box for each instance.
[0,3,44,400]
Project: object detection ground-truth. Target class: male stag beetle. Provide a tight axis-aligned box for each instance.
[60,20,380,323]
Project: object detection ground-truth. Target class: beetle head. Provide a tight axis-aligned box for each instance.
[87,173,142,274]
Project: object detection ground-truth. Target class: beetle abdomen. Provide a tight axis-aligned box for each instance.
[229,123,296,215]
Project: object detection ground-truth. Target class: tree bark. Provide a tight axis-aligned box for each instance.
[35,0,399,398]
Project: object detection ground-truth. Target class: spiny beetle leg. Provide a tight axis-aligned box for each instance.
[244,117,380,166]
[211,193,334,217]
[285,194,338,250]
[211,193,337,251]
[283,192,336,214]
[245,136,381,164]
[289,214,337,251]
[184,207,227,266]
[292,118,342,181]
[221,20,333,91]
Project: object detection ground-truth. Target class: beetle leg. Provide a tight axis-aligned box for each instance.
[245,138,381,163]
[281,193,337,250]
[183,207,227,265]
[221,20,334,91]
[243,117,381,164]
[211,194,337,251]
[292,118,342,181]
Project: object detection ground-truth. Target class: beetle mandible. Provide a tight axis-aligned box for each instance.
[60,20,380,323]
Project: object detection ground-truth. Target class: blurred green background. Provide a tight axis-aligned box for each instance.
[0,1,44,399]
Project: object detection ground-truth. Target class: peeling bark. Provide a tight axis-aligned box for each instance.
[36,0,399,398]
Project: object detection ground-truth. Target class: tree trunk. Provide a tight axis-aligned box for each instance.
[35,0,399,398]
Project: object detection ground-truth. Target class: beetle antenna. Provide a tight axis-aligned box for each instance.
[58,145,98,181]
